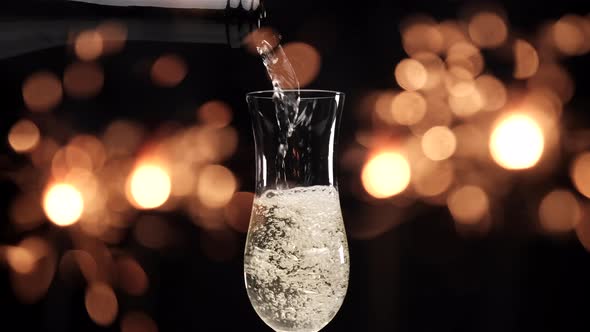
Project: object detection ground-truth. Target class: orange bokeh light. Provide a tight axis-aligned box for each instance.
[128,163,171,209]
[63,62,104,99]
[22,71,63,112]
[421,126,457,161]
[8,119,40,153]
[75,30,104,61]
[151,54,187,87]
[448,185,489,224]
[539,190,581,233]
[362,151,411,199]
[43,183,84,227]
[489,114,545,170]
[468,11,508,48]
[391,91,427,125]
[395,58,427,91]
[514,39,540,79]
[85,282,118,326]
[196,165,237,209]
[571,152,590,199]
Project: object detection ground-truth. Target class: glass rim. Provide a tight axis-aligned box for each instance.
[246,89,345,100]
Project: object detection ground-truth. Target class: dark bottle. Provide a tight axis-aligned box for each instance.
[0,0,266,59]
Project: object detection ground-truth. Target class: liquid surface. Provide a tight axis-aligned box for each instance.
[244,186,349,332]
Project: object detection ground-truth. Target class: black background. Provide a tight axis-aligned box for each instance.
[2,0,590,331]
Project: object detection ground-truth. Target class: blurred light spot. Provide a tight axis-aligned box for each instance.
[575,209,590,252]
[170,163,196,197]
[552,15,590,56]
[522,88,563,119]
[151,54,187,87]
[362,151,411,198]
[63,62,104,99]
[31,138,59,168]
[410,95,453,136]
[413,160,454,197]
[128,164,171,209]
[10,237,56,303]
[43,183,84,226]
[571,152,590,199]
[373,91,397,125]
[514,39,539,79]
[448,185,489,224]
[8,119,40,153]
[402,18,444,55]
[539,189,581,233]
[85,282,118,326]
[243,27,281,54]
[97,21,127,55]
[448,87,483,117]
[103,120,144,157]
[198,100,233,128]
[22,71,63,112]
[51,145,93,179]
[64,168,99,206]
[468,12,508,48]
[59,250,98,282]
[527,63,574,103]
[444,66,476,97]
[115,257,148,296]
[200,229,238,262]
[10,192,44,231]
[224,192,254,233]
[121,311,158,332]
[453,124,488,159]
[75,30,104,61]
[421,126,457,161]
[438,20,469,52]
[490,114,544,170]
[412,52,445,90]
[70,135,107,170]
[6,246,36,274]
[196,165,237,209]
[283,42,321,87]
[395,58,427,91]
[475,75,507,111]
[134,216,173,249]
[391,91,427,125]
[446,42,484,77]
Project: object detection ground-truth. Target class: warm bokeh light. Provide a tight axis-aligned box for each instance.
[514,39,540,79]
[468,12,508,48]
[446,42,484,77]
[22,71,63,112]
[85,282,118,326]
[121,311,158,332]
[151,54,187,87]
[438,20,469,52]
[412,52,445,90]
[70,135,107,170]
[170,163,196,197]
[224,192,254,233]
[444,66,476,97]
[59,250,98,282]
[8,119,40,153]
[5,246,36,274]
[97,21,128,55]
[395,58,427,91]
[197,100,233,128]
[63,62,104,98]
[103,120,144,157]
[421,126,457,161]
[476,75,507,111]
[391,91,427,125]
[75,30,104,61]
[448,87,483,117]
[10,237,56,304]
[527,63,574,103]
[539,190,581,233]
[490,114,544,170]
[362,151,411,198]
[373,91,397,125]
[571,152,590,199]
[552,15,590,56]
[115,257,148,296]
[413,159,454,197]
[448,185,489,224]
[43,183,84,227]
[51,145,94,179]
[410,95,453,135]
[196,165,237,209]
[128,164,172,209]
[283,42,321,87]
[401,19,444,55]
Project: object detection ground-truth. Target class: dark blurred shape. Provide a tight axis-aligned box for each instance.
[224,191,254,233]
[10,237,56,303]
[151,54,188,87]
[133,215,174,250]
[22,71,63,112]
[200,228,238,262]
[63,62,105,98]
[197,100,233,129]
[115,256,149,296]
[121,311,158,332]
[85,281,118,326]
